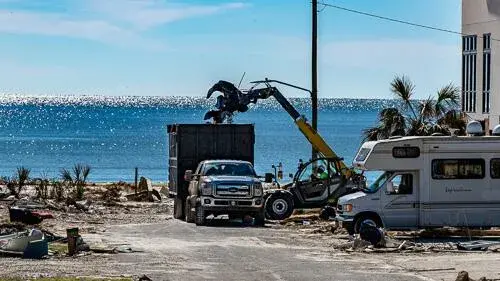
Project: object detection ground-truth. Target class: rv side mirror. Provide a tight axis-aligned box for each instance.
[264,173,274,183]
[386,182,394,194]
[289,173,294,179]
[184,170,193,181]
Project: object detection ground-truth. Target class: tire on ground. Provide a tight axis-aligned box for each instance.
[265,193,294,220]
[173,197,185,219]
[195,204,206,226]
[185,198,195,223]
[353,214,382,234]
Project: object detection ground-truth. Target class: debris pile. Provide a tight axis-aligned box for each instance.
[0,178,169,263]
[338,229,500,254]
[455,271,494,281]
[280,211,500,254]
[8,201,54,225]
[125,177,162,202]
[0,228,47,259]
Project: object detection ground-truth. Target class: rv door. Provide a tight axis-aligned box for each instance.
[380,172,419,229]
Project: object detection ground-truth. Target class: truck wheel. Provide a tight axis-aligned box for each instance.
[265,193,294,220]
[185,198,195,223]
[354,214,382,234]
[173,197,184,219]
[195,204,206,226]
[254,211,266,226]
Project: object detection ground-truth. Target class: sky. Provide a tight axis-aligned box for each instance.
[0,0,462,98]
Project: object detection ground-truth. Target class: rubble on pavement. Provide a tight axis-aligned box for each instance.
[455,270,495,281]
[278,210,500,255]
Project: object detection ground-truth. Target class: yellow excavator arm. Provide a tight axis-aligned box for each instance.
[246,79,354,179]
[294,117,352,178]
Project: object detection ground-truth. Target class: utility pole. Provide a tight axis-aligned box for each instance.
[311,0,318,160]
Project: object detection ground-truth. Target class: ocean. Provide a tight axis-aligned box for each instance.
[0,96,400,183]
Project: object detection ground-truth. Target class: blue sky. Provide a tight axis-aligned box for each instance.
[0,0,461,98]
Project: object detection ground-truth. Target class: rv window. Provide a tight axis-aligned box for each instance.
[432,159,485,180]
[387,174,413,195]
[491,159,500,178]
[364,171,392,193]
[355,148,371,162]
[392,147,420,158]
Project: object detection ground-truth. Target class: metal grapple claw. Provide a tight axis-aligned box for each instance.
[204,80,271,123]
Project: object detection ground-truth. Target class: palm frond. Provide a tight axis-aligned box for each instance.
[390,75,417,118]
[435,83,460,116]
[60,168,73,183]
[16,166,30,186]
[362,126,383,141]
[82,165,91,183]
[418,96,436,121]
[73,164,83,183]
[390,75,415,102]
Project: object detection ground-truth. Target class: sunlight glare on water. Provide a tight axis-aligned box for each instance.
[0,95,400,183]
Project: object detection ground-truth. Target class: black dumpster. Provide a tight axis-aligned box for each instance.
[167,123,255,219]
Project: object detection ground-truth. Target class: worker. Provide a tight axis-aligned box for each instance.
[313,166,328,180]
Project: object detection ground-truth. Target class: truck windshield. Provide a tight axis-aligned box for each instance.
[202,163,256,177]
[363,171,392,193]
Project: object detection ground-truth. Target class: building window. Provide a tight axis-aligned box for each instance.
[432,159,485,179]
[482,33,491,113]
[462,35,477,113]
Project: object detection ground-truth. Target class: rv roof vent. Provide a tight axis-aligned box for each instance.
[466,120,484,136]
[492,125,500,136]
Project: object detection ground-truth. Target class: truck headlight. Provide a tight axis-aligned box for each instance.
[253,183,263,196]
[201,182,213,196]
[344,204,353,212]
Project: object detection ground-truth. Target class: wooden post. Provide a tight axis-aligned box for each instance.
[66,227,79,256]
[135,167,138,194]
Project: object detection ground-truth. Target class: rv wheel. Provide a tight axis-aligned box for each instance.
[354,215,382,234]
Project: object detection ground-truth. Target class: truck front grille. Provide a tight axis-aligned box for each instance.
[214,200,253,206]
[215,184,251,198]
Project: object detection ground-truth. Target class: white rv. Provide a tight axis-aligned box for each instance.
[336,121,500,234]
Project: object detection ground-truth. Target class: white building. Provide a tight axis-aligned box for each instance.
[462,0,500,132]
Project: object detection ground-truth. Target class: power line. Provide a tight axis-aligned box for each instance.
[318,1,500,42]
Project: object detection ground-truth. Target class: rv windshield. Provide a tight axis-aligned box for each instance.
[363,171,392,193]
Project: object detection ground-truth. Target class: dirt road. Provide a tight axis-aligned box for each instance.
[1,217,463,281]
[92,219,437,281]
[1,199,500,281]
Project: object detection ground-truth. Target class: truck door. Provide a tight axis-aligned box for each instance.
[380,172,419,229]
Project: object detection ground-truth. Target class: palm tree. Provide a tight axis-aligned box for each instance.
[60,163,91,200]
[363,75,464,141]
[14,166,30,198]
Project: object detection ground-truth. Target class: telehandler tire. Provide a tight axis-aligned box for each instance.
[265,193,294,220]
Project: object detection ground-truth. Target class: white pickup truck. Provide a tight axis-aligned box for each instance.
[184,160,266,226]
